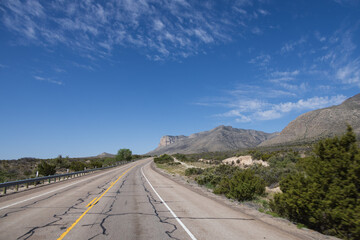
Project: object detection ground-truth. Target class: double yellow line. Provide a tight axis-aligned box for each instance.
[57,165,136,240]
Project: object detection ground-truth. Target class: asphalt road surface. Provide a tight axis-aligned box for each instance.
[0,158,325,240]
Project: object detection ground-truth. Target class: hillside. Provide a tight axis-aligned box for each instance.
[148,125,276,155]
[260,93,360,146]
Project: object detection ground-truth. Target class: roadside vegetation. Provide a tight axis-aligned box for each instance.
[270,126,360,240]
[154,127,359,239]
[0,148,145,182]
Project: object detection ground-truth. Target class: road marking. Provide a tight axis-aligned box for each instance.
[141,164,197,240]
[85,197,98,207]
[57,165,136,240]
[0,164,132,211]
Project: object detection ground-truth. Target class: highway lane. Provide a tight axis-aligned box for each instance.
[0,158,331,240]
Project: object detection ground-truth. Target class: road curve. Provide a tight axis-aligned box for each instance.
[0,158,324,240]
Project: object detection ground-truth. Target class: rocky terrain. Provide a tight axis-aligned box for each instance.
[260,93,360,146]
[148,125,276,155]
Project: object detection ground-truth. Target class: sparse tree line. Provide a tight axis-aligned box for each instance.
[0,148,143,182]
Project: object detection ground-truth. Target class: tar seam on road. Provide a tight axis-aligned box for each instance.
[0,164,131,211]
[57,164,136,240]
[141,163,197,240]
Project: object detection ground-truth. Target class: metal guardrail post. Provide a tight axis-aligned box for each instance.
[16,185,19,191]
[3,187,6,194]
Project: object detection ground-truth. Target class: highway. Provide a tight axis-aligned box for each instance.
[0,158,334,240]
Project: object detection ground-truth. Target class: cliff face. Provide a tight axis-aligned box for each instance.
[148,125,276,155]
[158,135,187,147]
[260,93,360,146]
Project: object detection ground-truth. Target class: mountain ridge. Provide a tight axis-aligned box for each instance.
[148,125,277,155]
[260,93,360,146]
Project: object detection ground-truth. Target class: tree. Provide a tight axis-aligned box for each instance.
[37,160,56,176]
[271,126,360,239]
[116,148,132,161]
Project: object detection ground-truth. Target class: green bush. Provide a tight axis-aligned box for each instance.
[214,169,265,201]
[154,154,174,164]
[185,167,204,176]
[70,161,87,172]
[89,160,102,168]
[167,162,181,166]
[249,152,298,187]
[103,157,116,166]
[195,164,237,187]
[37,160,56,176]
[270,126,360,239]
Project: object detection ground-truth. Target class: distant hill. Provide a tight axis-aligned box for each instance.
[95,152,115,158]
[148,125,276,155]
[260,93,360,147]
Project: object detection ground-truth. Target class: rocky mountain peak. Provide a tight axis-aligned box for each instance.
[149,126,274,155]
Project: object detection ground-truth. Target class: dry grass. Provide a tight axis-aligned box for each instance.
[156,163,187,176]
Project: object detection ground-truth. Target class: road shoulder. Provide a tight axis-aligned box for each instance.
[150,161,339,240]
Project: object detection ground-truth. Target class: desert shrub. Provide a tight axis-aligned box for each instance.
[195,164,238,187]
[103,157,116,166]
[185,167,204,176]
[214,169,265,201]
[270,126,360,239]
[167,162,181,166]
[89,160,103,168]
[70,161,87,171]
[172,153,187,161]
[154,154,174,164]
[249,152,298,187]
[37,160,56,176]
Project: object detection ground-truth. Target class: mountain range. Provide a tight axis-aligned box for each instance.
[148,93,360,155]
[148,126,277,155]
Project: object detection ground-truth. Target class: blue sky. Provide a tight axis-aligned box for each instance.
[1,0,360,159]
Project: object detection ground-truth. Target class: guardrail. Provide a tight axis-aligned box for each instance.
[0,161,132,195]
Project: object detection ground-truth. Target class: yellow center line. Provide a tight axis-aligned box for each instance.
[85,197,98,207]
[57,164,137,240]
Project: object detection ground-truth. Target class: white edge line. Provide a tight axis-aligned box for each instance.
[141,163,197,240]
[0,164,131,211]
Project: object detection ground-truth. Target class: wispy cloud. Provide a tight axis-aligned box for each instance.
[280,36,306,54]
[248,54,271,68]
[214,95,347,122]
[336,58,360,86]
[0,0,270,60]
[34,75,63,85]
[314,26,360,87]
[269,70,300,82]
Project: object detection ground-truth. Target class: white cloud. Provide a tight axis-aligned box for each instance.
[271,70,299,77]
[235,115,252,123]
[0,0,269,60]
[34,76,63,85]
[258,9,269,16]
[273,95,346,113]
[336,58,360,86]
[280,37,306,54]
[212,94,347,122]
[254,110,282,120]
[249,54,271,67]
[251,27,262,35]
